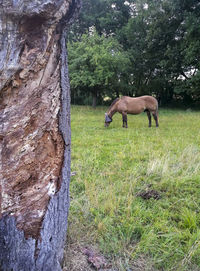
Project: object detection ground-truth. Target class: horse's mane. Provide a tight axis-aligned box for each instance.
[108,97,120,111]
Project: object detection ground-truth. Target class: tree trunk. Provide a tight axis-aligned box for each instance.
[92,90,97,108]
[0,0,81,270]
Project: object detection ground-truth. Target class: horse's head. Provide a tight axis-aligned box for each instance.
[104,113,112,127]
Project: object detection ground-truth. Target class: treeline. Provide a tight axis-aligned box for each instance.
[68,0,200,107]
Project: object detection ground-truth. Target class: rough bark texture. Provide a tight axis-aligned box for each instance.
[0,0,81,270]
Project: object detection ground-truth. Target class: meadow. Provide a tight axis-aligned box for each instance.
[67,106,200,271]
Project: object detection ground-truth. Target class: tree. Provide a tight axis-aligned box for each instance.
[175,0,200,102]
[68,30,130,107]
[68,0,135,40]
[121,0,200,104]
[0,0,81,270]
[68,0,200,106]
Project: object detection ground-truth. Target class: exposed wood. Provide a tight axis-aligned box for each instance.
[0,0,81,270]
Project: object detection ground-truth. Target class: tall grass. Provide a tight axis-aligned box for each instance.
[68,106,200,270]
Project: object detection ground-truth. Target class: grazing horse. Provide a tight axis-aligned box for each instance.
[104,95,159,128]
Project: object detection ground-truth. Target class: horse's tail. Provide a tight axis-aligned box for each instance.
[156,99,159,113]
[155,98,159,120]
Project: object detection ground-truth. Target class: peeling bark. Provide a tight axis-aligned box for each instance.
[0,0,81,270]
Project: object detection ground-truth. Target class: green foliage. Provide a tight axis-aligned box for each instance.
[121,0,200,103]
[69,0,134,38]
[69,106,200,270]
[68,0,200,106]
[68,31,130,105]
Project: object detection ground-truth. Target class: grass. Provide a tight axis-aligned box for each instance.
[68,106,200,271]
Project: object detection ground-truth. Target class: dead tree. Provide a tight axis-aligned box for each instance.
[0,0,81,270]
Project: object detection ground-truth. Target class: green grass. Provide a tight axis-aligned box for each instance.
[68,106,200,271]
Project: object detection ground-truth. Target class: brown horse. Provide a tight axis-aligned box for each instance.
[104,95,159,128]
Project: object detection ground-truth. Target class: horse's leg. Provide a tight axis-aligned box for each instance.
[122,112,128,128]
[146,110,151,127]
[125,113,128,128]
[152,112,159,127]
[122,113,125,127]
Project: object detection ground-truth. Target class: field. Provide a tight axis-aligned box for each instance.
[66,106,200,271]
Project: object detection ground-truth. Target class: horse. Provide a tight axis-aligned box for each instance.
[104,95,159,128]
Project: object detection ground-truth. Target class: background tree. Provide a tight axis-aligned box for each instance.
[69,0,134,39]
[68,0,200,107]
[122,0,200,104]
[68,30,130,107]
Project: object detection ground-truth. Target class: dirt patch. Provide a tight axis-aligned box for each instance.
[63,242,114,271]
[63,240,158,271]
[136,189,161,200]
[63,242,94,271]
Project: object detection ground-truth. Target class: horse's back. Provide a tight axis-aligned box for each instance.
[118,96,146,114]
[118,96,158,114]
[140,95,157,103]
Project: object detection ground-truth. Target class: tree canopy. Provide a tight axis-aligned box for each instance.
[68,0,200,106]
[68,31,130,106]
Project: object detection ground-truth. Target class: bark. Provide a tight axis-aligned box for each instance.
[0,0,81,270]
